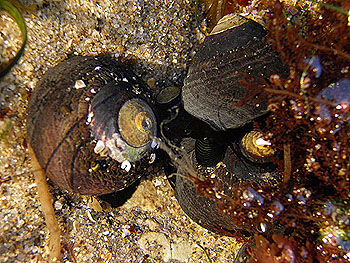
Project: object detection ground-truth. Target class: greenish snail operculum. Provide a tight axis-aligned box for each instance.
[90,96,157,166]
[118,98,156,147]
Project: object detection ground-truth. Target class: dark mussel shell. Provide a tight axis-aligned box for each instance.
[182,15,288,131]
[27,56,158,196]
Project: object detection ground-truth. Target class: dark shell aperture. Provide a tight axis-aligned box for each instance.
[182,15,288,131]
[27,56,157,196]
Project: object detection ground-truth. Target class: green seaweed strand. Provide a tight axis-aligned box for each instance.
[306,0,349,15]
[197,242,213,263]
[0,0,27,78]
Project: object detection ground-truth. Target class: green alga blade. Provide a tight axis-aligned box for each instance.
[0,0,27,78]
[306,0,349,15]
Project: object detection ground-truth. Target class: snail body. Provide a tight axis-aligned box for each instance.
[174,15,286,235]
[27,56,158,196]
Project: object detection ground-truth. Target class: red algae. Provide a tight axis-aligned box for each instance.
[191,0,350,262]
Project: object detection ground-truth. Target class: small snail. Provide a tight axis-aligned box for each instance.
[174,14,287,235]
[27,56,158,196]
[175,128,279,236]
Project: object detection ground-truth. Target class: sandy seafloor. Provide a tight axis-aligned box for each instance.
[0,0,261,262]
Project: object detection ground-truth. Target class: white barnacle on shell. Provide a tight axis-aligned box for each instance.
[86,111,94,125]
[255,137,271,146]
[121,160,131,172]
[74,79,86,89]
[149,153,156,164]
[105,133,128,163]
[94,140,106,155]
[151,140,159,149]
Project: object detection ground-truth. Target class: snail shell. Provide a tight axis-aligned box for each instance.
[175,130,279,235]
[27,56,157,196]
[174,15,285,235]
[182,14,288,131]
